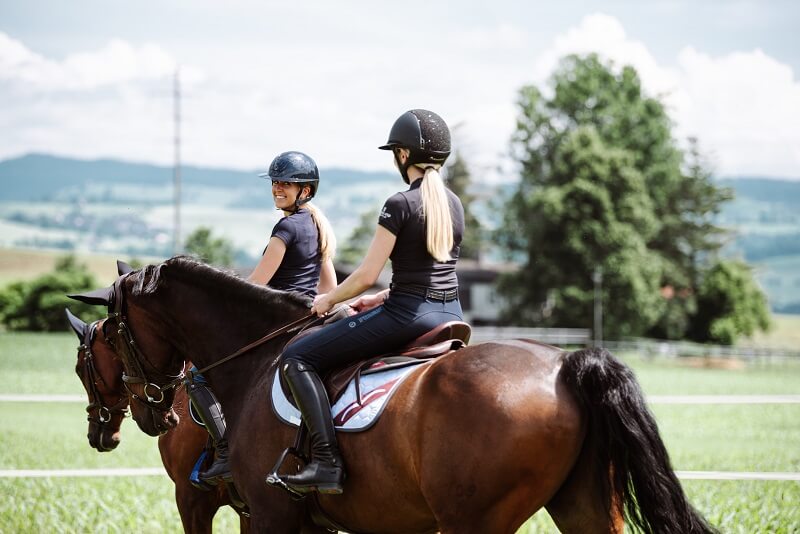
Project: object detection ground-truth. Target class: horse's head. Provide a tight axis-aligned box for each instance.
[69,262,182,437]
[69,256,314,436]
[66,308,128,451]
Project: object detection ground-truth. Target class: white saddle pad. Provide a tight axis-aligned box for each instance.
[270,361,426,432]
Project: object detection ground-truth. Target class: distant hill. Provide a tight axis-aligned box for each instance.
[1,153,799,313]
[0,153,396,202]
[3,153,799,204]
[718,177,800,206]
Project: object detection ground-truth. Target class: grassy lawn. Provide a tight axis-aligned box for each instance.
[520,481,800,533]
[621,353,800,395]
[1,332,799,532]
[0,477,242,533]
[0,332,87,394]
[747,312,800,349]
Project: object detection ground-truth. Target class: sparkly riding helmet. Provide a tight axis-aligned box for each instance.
[379,109,451,183]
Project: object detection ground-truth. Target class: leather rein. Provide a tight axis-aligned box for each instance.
[106,274,316,411]
[78,319,129,425]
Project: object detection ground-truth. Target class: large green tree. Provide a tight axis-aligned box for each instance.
[498,53,768,342]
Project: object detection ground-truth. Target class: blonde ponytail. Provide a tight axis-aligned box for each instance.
[305,202,337,262]
[419,166,454,262]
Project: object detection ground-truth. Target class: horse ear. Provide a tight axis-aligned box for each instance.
[117,260,134,275]
[68,285,114,306]
[64,308,88,340]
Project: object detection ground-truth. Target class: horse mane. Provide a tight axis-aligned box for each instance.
[130,255,313,313]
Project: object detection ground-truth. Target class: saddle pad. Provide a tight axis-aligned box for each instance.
[270,361,427,432]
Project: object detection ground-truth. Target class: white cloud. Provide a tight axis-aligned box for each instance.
[534,13,677,94]
[531,13,800,178]
[1,15,798,180]
[0,32,179,90]
[673,47,800,176]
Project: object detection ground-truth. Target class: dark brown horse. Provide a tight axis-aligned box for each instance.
[72,257,715,534]
[66,309,249,534]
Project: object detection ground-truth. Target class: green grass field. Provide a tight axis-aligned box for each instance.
[1,332,799,532]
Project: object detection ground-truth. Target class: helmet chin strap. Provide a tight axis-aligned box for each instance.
[294,196,312,210]
[394,151,412,185]
[276,187,313,213]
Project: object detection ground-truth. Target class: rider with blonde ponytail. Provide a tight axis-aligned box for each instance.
[277,110,465,495]
[248,151,336,295]
[189,151,337,486]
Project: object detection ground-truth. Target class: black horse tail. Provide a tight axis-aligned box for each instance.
[560,348,717,534]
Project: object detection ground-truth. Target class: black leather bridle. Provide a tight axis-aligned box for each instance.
[104,275,186,420]
[77,319,129,426]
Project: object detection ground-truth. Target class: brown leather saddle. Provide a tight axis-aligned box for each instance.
[278,320,472,407]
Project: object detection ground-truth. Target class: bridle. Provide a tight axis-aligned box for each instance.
[105,274,317,417]
[104,275,186,417]
[77,319,129,427]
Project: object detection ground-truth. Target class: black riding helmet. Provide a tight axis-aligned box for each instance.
[379,109,451,184]
[259,151,319,209]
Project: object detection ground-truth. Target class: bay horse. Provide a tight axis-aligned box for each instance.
[71,256,715,534]
[66,309,250,534]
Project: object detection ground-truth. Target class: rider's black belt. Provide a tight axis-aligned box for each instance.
[390,284,459,302]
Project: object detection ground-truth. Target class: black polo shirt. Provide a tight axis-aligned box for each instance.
[266,209,321,296]
[378,179,464,290]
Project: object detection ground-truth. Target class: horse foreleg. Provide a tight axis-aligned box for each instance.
[544,440,624,534]
[239,512,250,533]
[174,481,223,534]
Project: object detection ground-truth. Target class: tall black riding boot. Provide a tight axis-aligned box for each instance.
[187,381,233,484]
[281,360,345,494]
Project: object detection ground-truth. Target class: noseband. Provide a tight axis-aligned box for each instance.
[105,275,185,417]
[78,319,129,426]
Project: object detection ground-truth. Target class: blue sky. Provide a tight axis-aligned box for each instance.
[1,0,798,179]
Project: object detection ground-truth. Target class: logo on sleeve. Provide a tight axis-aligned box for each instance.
[379,206,392,219]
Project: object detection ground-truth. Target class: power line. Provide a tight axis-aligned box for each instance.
[173,68,182,256]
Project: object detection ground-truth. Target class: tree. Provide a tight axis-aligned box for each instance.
[689,260,771,345]
[338,209,379,266]
[184,227,234,267]
[497,53,768,342]
[646,137,734,339]
[0,255,100,331]
[445,151,483,261]
[498,123,664,337]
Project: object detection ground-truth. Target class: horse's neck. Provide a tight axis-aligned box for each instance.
[156,279,300,405]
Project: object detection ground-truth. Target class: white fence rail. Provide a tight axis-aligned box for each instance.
[603,338,800,363]
[469,327,800,362]
[471,327,591,346]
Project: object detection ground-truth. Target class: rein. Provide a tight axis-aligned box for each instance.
[183,312,317,384]
[107,274,317,404]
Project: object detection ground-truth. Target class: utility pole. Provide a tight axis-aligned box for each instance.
[173,68,182,256]
[593,267,603,347]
